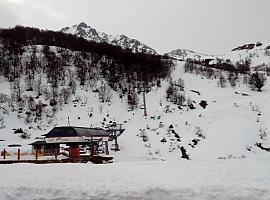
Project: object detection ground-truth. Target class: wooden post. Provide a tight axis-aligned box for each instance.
[90,145,95,156]
[35,148,38,161]
[90,136,94,156]
[17,149,20,160]
[88,144,91,156]
[55,149,58,160]
[105,141,109,155]
[3,149,6,159]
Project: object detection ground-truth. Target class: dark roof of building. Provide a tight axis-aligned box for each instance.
[43,126,109,138]
[8,144,22,147]
[29,140,46,145]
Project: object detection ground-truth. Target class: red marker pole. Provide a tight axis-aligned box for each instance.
[144,109,148,117]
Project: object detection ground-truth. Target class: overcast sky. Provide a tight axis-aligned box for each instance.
[0,0,269,54]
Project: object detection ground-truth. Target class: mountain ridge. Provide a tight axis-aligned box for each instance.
[166,41,270,71]
[60,22,157,54]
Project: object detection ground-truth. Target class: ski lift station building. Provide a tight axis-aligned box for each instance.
[30,126,110,158]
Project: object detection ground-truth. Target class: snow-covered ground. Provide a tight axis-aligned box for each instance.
[1,158,270,200]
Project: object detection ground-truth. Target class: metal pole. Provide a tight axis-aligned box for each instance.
[143,84,147,116]
[143,92,147,116]
[115,134,119,151]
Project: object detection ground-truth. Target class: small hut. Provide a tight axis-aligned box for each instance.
[29,140,59,156]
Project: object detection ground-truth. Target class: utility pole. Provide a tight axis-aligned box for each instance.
[142,86,147,116]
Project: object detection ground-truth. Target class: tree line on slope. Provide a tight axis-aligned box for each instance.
[184,61,267,91]
[0,25,171,83]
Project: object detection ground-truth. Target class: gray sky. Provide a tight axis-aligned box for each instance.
[0,0,269,55]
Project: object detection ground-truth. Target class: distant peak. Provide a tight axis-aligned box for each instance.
[60,26,69,32]
[77,22,88,29]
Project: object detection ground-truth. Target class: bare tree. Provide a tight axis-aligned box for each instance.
[34,75,43,96]
[228,73,237,87]
[218,75,226,88]
[60,87,71,104]
[99,83,112,103]
[11,77,24,102]
[127,91,139,108]
[249,72,267,91]
[177,78,185,91]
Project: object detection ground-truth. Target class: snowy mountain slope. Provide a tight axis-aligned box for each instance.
[61,22,157,54]
[114,61,270,161]
[220,41,270,68]
[167,41,270,70]
[0,53,269,162]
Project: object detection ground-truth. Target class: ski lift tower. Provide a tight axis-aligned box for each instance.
[107,122,125,151]
[138,83,151,117]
